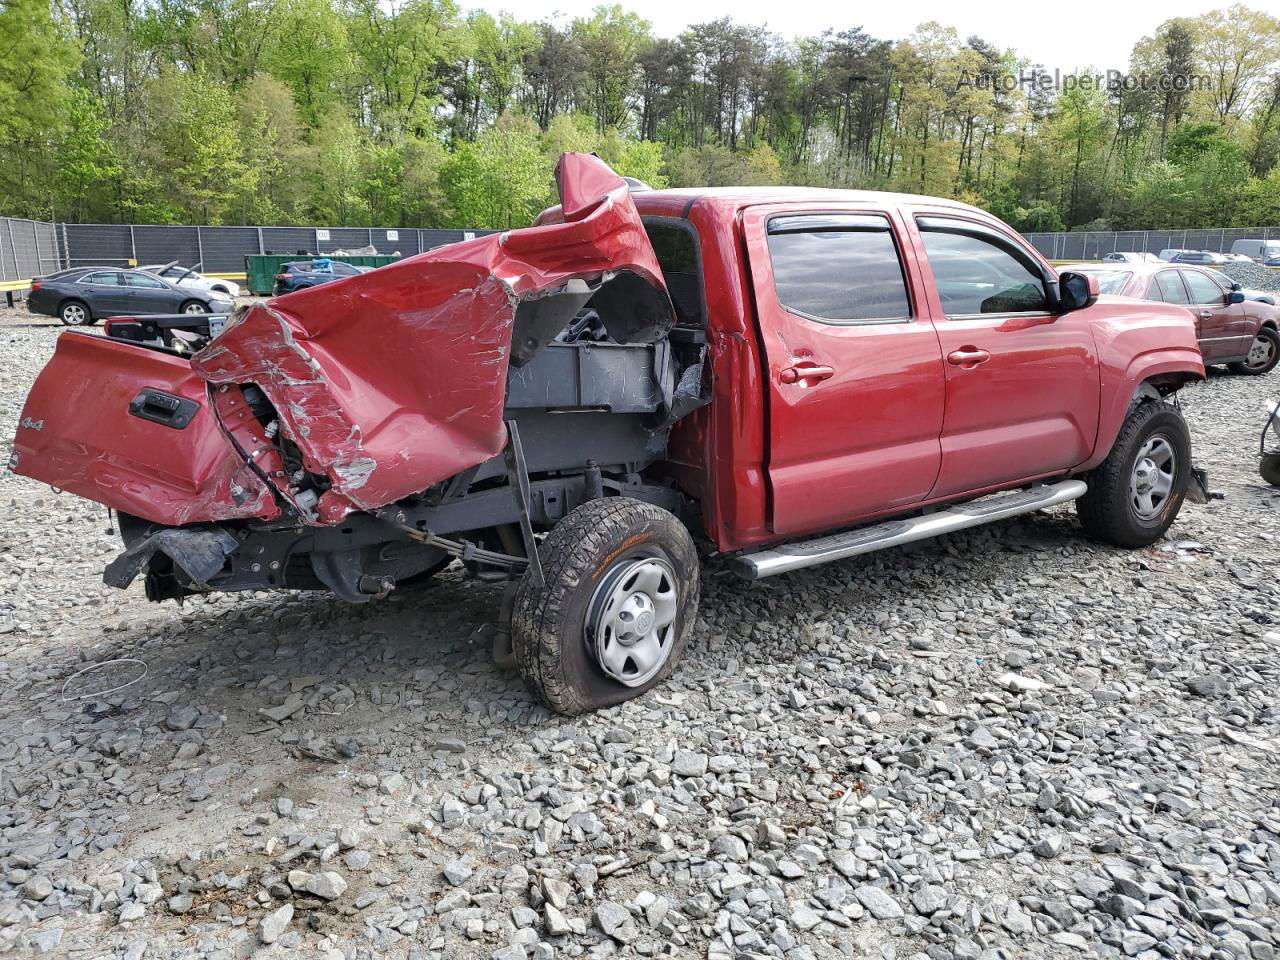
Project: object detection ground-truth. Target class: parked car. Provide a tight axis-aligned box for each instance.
[13,153,1208,715]
[140,261,242,299]
[27,267,235,326]
[272,259,370,295]
[1158,249,1227,265]
[1231,239,1280,263]
[1101,251,1160,263]
[1065,262,1280,374]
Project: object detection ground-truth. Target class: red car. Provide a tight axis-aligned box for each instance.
[11,154,1207,714]
[1066,261,1280,375]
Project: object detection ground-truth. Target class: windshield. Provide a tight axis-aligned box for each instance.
[1076,269,1132,295]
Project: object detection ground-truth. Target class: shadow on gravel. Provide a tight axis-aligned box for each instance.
[73,508,1103,729]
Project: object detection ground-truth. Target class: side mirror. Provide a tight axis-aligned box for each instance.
[1230,281,1242,291]
[1230,290,1245,304]
[1058,271,1099,313]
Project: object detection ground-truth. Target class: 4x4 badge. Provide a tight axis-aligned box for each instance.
[20,417,44,431]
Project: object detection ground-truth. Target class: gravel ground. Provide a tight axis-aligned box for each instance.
[2,304,1279,960]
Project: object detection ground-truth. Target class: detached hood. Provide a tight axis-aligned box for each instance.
[11,153,675,527]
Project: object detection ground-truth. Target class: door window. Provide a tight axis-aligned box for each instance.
[1181,270,1225,305]
[124,273,168,289]
[1151,271,1189,303]
[765,215,911,323]
[917,226,1048,316]
[81,271,120,285]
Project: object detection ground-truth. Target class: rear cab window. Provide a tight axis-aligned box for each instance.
[764,214,912,323]
[642,218,704,327]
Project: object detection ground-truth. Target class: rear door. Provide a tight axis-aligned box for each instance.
[78,270,128,314]
[742,205,946,537]
[1180,268,1250,360]
[910,213,1100,499]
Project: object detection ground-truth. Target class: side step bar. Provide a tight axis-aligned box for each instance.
[730,479,1088,580]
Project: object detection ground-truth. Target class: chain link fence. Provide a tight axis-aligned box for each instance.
[0,218,62,282]
[1026,227,1280,261]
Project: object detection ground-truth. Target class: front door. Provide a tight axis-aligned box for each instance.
[742,205,946,537]
[122,271,183,314]
[910,214,1101,500]
[1179,268,1250,361]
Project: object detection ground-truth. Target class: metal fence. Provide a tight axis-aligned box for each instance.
[1026,226,1280,261]
[0,218,62,282]
[7,215,1280,283]
[56,223,498,273]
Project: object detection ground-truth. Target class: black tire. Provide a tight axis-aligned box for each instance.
[511,497,699,715]
[1076,401,1191,549]
[180,300,208,315]
[59,300,93,326]
[1261,453,1280,487]
[1229,327,1280,376]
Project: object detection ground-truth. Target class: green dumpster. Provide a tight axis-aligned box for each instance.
[244,254,403,296]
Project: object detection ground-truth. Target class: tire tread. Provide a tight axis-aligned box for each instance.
[511,497,698,716]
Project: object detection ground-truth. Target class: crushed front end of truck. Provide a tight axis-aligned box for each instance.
[10,153,709,605]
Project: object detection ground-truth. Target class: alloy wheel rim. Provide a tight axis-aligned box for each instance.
[1130,434,1176,520]
[1247,334,1275,369]
[587,555,678,687]
[184,303,206,314]
[65,305,84,323]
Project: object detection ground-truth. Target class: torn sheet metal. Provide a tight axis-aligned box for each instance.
[192,152,675,524]
[104,527,239,588]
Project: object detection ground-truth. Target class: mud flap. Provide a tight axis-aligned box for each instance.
[103,528,240,589]
[1186,466,1220,504]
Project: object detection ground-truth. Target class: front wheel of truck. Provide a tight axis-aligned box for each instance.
[1076,400,1191,549]
[511,497,699,716]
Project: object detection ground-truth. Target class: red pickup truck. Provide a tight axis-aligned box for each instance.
[11,153,1207,714]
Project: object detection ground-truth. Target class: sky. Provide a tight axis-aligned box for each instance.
[467,0,1270,73]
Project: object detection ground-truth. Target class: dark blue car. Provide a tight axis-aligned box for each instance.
[272,259,370,295]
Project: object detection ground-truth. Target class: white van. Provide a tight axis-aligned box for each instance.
[1230,239,1280,262]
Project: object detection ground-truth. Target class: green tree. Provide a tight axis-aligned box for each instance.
[140,69,250,222]
[0,0,78,217]
[442,113,550,227]
[573,5,648,132]
[53,89,120,221]
[262,0,351,127]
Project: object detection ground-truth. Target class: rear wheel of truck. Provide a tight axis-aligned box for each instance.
[1076,401,1191,549]
[1228,327,1280,376]
[512,497,699,716]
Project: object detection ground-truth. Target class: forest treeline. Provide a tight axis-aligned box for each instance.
[2,0,1279,230]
